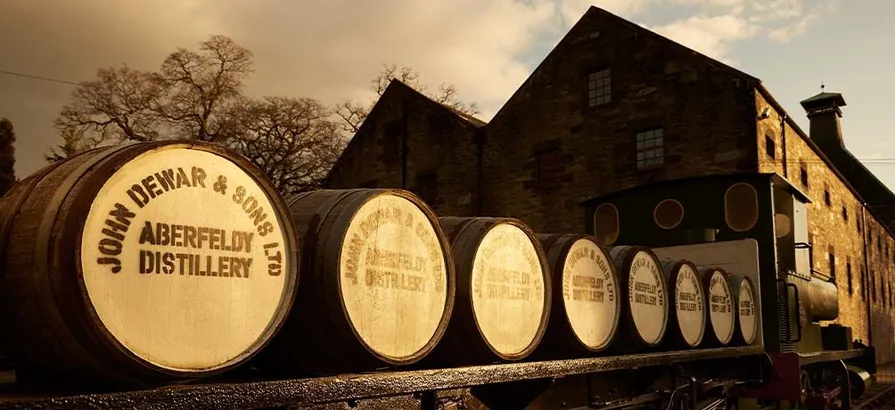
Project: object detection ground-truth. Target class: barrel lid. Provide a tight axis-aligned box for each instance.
[665,260,705,347]
[612,246,668,347]
[703,268,735,345]
[730,274,757,344]
[335,190,452,362]
[470,220,549,359]
[78,143,298,373]
[559,237,620,351]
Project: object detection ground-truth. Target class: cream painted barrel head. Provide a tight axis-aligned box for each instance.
[673,263,705,347]
[627,250,668,346]
[561,238,619,350]
[471,223,547,357]
[338,192,450,361]
[80,145,294,372]
[707,270,735,345]
[737,277,757,344]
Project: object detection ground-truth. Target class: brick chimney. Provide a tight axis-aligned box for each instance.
[800,89,847,150]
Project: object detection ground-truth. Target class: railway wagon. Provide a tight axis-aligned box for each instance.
[0,144,877,409]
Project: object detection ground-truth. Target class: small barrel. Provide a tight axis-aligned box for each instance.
[535,234,620,357]
[429,217,550,364]
[0,141,300,387]
[261,189,456,374]
[661,259,705,349]
[729,273,758,345]
[702,267,736,346]
[610,246,669,350]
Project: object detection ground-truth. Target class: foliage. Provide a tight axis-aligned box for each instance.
[49,38,476,194]
[335,63,480,133]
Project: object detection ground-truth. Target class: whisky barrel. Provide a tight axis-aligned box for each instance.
[661,260,705,349]
[260,189,455,374]
[0,141,299,387]
[428,217,550,364]
[702,267,735,346]
[534,234,620,357]
[729,273,758,345]
[609,246,668,350]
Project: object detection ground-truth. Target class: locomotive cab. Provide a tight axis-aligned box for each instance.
[582,172,846,355]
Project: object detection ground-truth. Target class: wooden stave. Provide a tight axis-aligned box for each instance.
[700,267,736,347]
[0,141,301,387]
[533,234,620,358]
[265,188,457,374]
[609,246,669,352]
[727,273,758,346]
[660,259,706,349]
[428,217,552,364]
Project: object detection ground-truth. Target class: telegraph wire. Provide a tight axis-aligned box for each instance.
[0,69,80,86]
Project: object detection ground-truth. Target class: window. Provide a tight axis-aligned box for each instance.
[534,148,565,189]
[828,246,836,280]
[593,203,620,246]
[414,173,437,205]
[586,69,612,107]
[842,204,848,222]
[654,199,684,229]
[765,135,776,159]
[726,183,760,232]
[823,185,831,207]
[800,162,809,188]
[847,258,853,295]
[636,128,665,170]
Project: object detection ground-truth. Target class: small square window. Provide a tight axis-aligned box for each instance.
[635,128,664,170]
[586,69,612,107]
[765,135,776,159]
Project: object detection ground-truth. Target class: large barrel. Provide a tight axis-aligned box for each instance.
[609,246,669,350]
[661,259,705,349]
[702,267,735,346]
[729,273,758,345]
[0,141,299,387]
[535,234,620,357]
[429,217,550,364]
[261,189,455,374]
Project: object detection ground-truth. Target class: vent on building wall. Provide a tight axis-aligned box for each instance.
[653,199,684,229]
[724,183,759,232]
[593,203,620,246]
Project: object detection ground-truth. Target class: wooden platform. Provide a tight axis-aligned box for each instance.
[0,346,766,409]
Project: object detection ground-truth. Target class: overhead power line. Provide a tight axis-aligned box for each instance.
[0,69,80,86]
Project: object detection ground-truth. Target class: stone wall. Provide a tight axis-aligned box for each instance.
[756,90,894,363]
[480,7,759,234]
[325,81,483,217]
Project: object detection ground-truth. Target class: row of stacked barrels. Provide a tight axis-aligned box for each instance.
[0,141,758,390]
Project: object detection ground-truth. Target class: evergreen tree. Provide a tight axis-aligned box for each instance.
[0,118,16,197]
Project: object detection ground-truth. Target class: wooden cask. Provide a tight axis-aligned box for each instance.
[661,260,706,349]
[609,246,669,350]
[429,217,550,364]
[535,234,620,357]
[0,141,299,387]
[702,267,736,347]
[729,273,758,345]
[261,189,455,374]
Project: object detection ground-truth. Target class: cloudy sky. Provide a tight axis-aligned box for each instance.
[2,0,893,188]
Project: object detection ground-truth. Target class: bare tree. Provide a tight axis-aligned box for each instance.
[229,96,347,195]
[157,35,254,142]
[335,64,480,134]
[54,65,165,150]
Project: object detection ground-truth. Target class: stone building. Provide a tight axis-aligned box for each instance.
[325,6,895,363]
